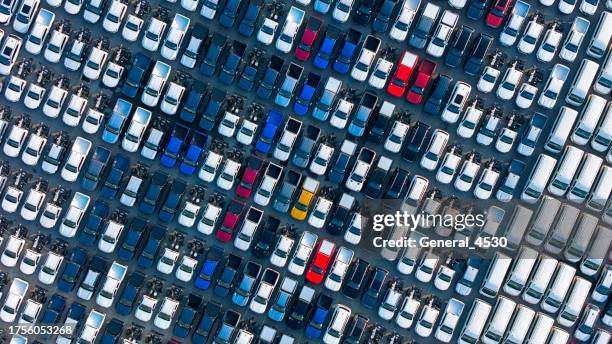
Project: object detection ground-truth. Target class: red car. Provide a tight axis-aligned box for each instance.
[236,156,265,198]
[305,239,336,284]
[386,51,418,97]
[486,0,513,28]
[216,199,246,242]
[406,59,437,104]
[294,17,322,61]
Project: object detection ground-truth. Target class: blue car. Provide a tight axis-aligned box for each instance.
[139,171,168,215]
[347,92,377,137]
[121,53,151,98]
[179,131,207,175]
[115,271,145,316]
[195,246,224,290]
[294,72,321,116]
[313,26,341,69]
[39,295,66,339]
[255,110,283,153]
[161,123,190,168]
[57,247,88,292]
[333,29,361,74]
[102,98,133,144]
[78,200,110,246]
[192,301,222,344]
[116,217,148,261]
[179,84,206,123]
[100,154,129,199]
[305,294,333,338]
[158,179,186,223]
[174,295,203,338]
[137,224,166,268]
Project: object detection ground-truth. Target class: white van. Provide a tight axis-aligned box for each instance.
[567,153,603,203]
[504,305,535,344]
[571,94,606,145]
[526,313,554,344]
[547,145,584,196]
[557,276,592,327]
[541,262,577,313]
[545,106,578,153]
[591,103,612,152]
[521,154,557,203]
[479,251,512,298]
[503,246,537,296]
[522,255,558,304]
[587,166,612,211]
[458,299,492,344]
[595,49,612,94]
[580,226,611,276]
[592,264,611,302]
[545,204,579,254]
[565,59,599,106]
[587,11,612,58]
[526,196,561,246]
[546,327,570,344]
[503,205,533,251]
[481,296,516,344]
[564,213,598,262]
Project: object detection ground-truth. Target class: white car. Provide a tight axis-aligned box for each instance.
[332,0,354,23]
[24,84,46,109]
[580,0,598,14]
[63,40,86,71]
[518,19,544,54]
[0,35,23,76]
[3,125,28,157]
[343,212,363,245]
[457,104,483,138]
[1,235,25,267]
[38,252,63,285]
[63,0,83,14]
[434,299,464,342]
[515,83,538,109]
[495,127,518,153]
[477,66,500,93]
[559,17,589,62]
[59,192,90,238]
[21,132,47,166]
[434,263,456,291]
[217,111,240,137]
[441,82,471,123]
[200,0,219,19]
[2,186,24,213]
[102,0,127,33]
[18,299,43,324]
[384,121,409,153]
[436,150,462,184]
[175,255,197,282]
[62,94,88,127]
[474,168,500,200]
[309,144,334,176]
[61,137,92,182]
[236,119,258,146]
[496,66,523,100]
[178,201,200,228]
[308,197,332,229]
[25,10,54,55]
[538,64,570,109]
[160,15,190,61]
[20,187,46,221]
[42,85,68,118]
[415,303,440,337]
[157,248,179,274]
[396,293,421,329]
[389,2,417,41]
[330,99,353,129]
[558,0,576,14]
[39,201,62,229]
[378,286,402,320]
[44,30,69,63]
[415,252,439,283]
[82,47,108,80]
[122,15,144,42]
[12,0,40,34]
[368,58,393,89]
[141,17,166,51]
[181,0,198,11]
[420,129,449,171]
[82,108,104,134]
[98,221,124,253]
[216,159,240,190]
[160,82,185,115]
[135,295,157,322]
[102,61,124,88]
[0,278,29,323]
[288,231,317,275]
[257,18,278,45]
[449,0,467,8]
[154,297,179,330]
[426,11,458,57]
[454,159,480,192]
[4,75,26,103]
[198,151,223,182]
[19,249,41,275]
[536,28,562,62]
[83,0,106,23]
[197,203,222,235]
[270,234,295,268]
[324,246,353,292]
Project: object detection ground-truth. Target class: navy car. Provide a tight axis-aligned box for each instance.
[79,200,110,246]
[57,247,88,292]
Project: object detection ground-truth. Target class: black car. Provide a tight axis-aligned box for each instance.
[367,105,394,143]
[467,0,488,20]
[192,301,222,344]
[464,33,493,76]
[199,88,226,132]
[354,0,378,24]
[445,25,475,68]
[344,314,369,344]
[200,33,227,77]
[361,267,389,308]
[287,286,315,330]
[384,168,410,199]
[423,74,453,115]
[252,216,280,258]
[327,194,355,235]
[238,1,262,37]
[401,122,431,162]
[364,157,393,199]
[372,0,397,32]
[342,259,370,298]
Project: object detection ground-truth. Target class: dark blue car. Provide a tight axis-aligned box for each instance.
[192,301,222,344]
[100,154,129,199]
[121,53,151,97]
[115,271,145,315]
[57,247,88,292]
[179,131,207,175]
[139,171,168,215]
[255,110,283,153]
[117,217,148,261]
[333,29,361,74]
[158,179,186,223]
[39,295,66,339]
[294,72,321,116]
[137,224,166,268]
[174,294,203,338]
[313,26,341,69]
[78,200,110,246]
[195,246,224,290]
[179,84,206,123]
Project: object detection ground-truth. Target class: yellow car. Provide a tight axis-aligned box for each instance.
[290,177,319,220]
